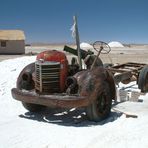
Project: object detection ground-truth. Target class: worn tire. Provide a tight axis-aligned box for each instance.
[86,82,112,122]
[138,65,148,93]
[22,102,45,112]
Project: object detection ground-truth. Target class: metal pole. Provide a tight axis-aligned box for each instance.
[73,16,82,70]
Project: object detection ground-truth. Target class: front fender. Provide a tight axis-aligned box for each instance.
[17,62,35,90]
[74,67,108,104]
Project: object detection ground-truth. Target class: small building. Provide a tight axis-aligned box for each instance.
[0,30,25,54]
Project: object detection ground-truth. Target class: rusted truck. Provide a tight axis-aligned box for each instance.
[11,40,148,122]
[11,16,148,122]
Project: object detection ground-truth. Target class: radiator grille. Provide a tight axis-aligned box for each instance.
[35,61,60,93]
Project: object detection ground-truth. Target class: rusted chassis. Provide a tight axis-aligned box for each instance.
[11,63,116,108]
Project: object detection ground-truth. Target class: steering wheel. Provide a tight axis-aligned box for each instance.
[93,41,111,54]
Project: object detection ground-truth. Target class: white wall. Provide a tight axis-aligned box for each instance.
[0,40,25,54]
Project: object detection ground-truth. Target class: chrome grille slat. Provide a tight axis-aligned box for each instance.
[35,61,60,93]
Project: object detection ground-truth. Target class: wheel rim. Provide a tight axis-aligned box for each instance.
[86,83,112,121]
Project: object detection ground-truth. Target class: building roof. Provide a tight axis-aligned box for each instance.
[0,30,25,40]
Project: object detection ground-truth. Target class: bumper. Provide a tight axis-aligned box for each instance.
[11,88,90,108]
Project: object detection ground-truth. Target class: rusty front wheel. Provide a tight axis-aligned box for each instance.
[86,83,112,122]
[22,102,45,112]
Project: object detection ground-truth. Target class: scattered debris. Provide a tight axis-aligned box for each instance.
[112,107,138,118]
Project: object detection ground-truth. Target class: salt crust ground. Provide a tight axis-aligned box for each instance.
[0,56,148,148]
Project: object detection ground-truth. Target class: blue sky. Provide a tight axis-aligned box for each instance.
[0,0,148,44]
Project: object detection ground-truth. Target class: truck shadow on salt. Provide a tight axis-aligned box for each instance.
[19,107,122,127]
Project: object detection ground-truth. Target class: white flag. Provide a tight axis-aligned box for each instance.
[70,17,76,38]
